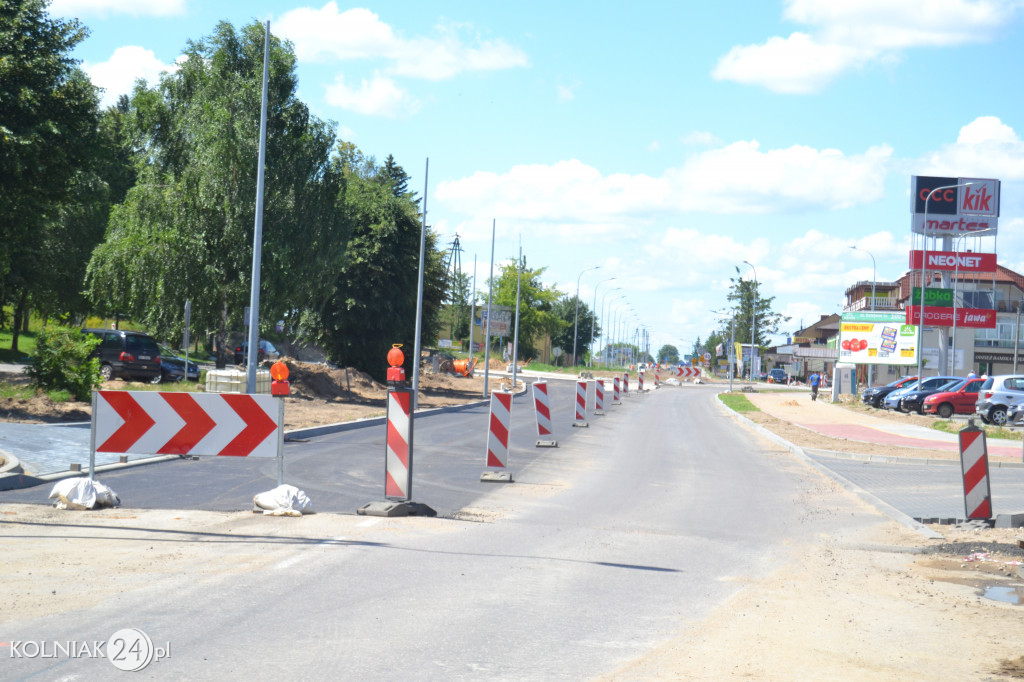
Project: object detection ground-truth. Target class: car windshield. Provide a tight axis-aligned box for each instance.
[158,345,180,358]
[942,379,967,392]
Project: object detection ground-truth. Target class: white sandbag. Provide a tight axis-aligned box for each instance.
[48,478,120,510]
[253,484,313,515]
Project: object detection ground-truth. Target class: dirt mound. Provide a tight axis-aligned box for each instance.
[281,359,386,402]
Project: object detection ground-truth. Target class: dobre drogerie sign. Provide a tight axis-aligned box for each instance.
[908,250,997,272]
[905,306,997,329]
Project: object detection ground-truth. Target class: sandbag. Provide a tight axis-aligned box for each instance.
[48,478,120,510]
[253,484,313,516]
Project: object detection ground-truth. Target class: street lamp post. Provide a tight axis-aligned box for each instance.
[737,261,758,380]
[591,277,616,367]
[849,245,876,388]
[917,182,973,383]
[601,289,622,366]
[572,266,600,368]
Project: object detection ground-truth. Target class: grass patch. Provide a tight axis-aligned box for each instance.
[0,378,74,403]
[720,392,760,413]
[930,419,1022,441]
[0,329,37,363]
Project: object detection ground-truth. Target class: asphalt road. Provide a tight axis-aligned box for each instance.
[5,384,868,679]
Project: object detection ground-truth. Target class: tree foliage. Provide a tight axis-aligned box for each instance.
[726,277,789,348]
[491,259,564,360]
[0,0,102,348]
[657,344,679,364]
[85,21,344,365]
[550,295,597,364]
[26,325,100,401]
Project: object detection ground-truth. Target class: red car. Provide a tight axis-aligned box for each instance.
[922,377,986,418]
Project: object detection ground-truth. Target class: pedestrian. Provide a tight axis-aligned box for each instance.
[809,370,821,401]
[967,370,977,380]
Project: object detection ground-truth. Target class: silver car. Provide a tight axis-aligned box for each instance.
[975,375,1024,425]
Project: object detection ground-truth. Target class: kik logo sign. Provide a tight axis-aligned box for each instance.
[959,179,1000,217]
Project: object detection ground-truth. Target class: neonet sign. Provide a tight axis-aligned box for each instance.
[908,250,997,272]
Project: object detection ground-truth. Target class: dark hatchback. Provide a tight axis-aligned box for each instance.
[861,376,917,408]
[83,328,161,382]
[157,344,200,383]
[898,377,962,414]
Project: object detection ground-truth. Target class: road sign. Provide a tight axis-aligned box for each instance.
[677,366,700,378]
[94,391,281,458]
[958,425,992,519]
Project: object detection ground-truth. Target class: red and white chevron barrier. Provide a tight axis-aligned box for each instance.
[94,390,280,458]
[574,380,588,426]
[613,376,621,404]
[958,425,992,519]
[385,389,412,500]
[532,381,557,447]
[486,391,512,469]
[677,366,700,378]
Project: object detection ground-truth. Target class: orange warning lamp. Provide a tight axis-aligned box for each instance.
[270,361,290,396]
[387,344,406,382]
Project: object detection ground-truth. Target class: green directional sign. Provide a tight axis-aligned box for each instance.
[911,287,954,307]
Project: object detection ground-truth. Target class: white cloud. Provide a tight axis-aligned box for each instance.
[914,116,1024,179]
[437,140,891,231]
[324,73,420,117]
[83,46,179,108]
[557,85,576,102]
[681,131,721,147]
[647,140,661,152]
[713,0,1021,92]
[275,3,527,79]
[49,0,186,16]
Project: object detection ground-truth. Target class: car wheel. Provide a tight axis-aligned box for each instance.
[979,414,991,424]
[937,403,954,419]
[915,404,924,415]
[989,407,1008,426]
[99,364,113,381]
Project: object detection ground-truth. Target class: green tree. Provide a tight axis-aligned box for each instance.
[26,325,100,401]
[491,258,564,360]
[726,276,789,349]
[657,344,679,364]
[302,152,446,381]
[380,154,410,198]
[86,21,345,365]
[550,295,597,364]
[0,0,101,349]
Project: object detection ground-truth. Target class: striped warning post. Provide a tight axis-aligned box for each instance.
[613,376,621,404]
[638,372,645,392]
[958,425,992,519]
[573,380,589,427]
[385,389,412,501]
[623,372,630,396]
[532,381,557,447]
[654,372,659,389]
[486,391,512,469]
[595,379,605,414]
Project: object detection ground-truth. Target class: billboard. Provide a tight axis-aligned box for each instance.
[839,312,917,366]
[910,175,1001,235]
[480,307,511,335]
[911,287,954,307]
[908,250,997,272]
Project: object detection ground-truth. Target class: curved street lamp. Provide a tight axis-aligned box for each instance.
[573,266,600,367]
[591,277,616,367]
[600,288,622,367]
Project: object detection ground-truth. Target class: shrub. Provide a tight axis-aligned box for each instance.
[26,325,101,401]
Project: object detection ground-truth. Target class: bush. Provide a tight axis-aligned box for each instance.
[26,325,101,401]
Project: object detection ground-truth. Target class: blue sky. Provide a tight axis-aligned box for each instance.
[51,0,1024,355]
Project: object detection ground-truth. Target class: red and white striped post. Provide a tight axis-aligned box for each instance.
[595,379,605,414]
[958,423,992,519]
[532,380,557,447]
[573,379,589,427]
[385,388,412,500]
[638,371,645,392]
[654,372,659,389]
[623,372,630,397]
[613,376,622,404]
[481,391,513,482]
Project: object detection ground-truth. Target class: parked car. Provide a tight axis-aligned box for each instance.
[82,328,161,382]
[1007,399,1024,425]
[767,368,788,384]
[882,376,960,411]
[975,375,1024,425]
[157,344,200,383]
[922,377,986,418]
[899,377,962,414]
[233,339,278,365]
[861,376,917,408]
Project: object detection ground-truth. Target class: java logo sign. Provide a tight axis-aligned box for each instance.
[910,176,1000,235]
[908,250,997,273]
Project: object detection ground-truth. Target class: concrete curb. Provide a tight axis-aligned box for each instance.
[715,392,944,540]
[0,454,180,491]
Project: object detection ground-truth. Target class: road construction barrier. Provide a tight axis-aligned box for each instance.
[638,372,644,392]
[613,376,621,404]
[623,372,630,396]
[574,380,589,427]
[485,391,512,470]
[532,381,557,447]
[654,372,659,389]
[595,379,605,414]
[958,423,992,519]
[385,388,413,500]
